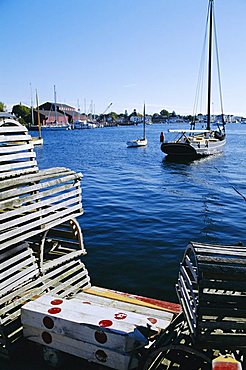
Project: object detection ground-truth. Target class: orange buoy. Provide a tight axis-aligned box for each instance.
[212,354,242,370]
[160,132,164,143]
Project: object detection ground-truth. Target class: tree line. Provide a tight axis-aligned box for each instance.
[0,101,193,126]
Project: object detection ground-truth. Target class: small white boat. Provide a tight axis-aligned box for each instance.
[127,103,148,148]
[127,138,148,147]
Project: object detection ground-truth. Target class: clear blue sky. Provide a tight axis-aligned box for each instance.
[1,0,246,116]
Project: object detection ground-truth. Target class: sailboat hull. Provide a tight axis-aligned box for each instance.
[161,137,226,159]
[127,138,147,148]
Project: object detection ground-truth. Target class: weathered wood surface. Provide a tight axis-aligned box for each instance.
[176,241,246,349]
[0,119,83,250]
[0,119,90,357]
[21,290,178,370]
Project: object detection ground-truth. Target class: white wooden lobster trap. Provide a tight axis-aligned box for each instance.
[0,116,181,369]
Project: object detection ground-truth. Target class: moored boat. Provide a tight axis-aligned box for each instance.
[127,104,148,148]
[161,0,226,159]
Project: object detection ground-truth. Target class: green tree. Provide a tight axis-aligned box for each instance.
[160,109,169,116]
[0,101,6,112]
[12,104,31,126]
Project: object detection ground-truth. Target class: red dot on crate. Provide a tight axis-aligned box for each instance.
[41,331,52,344]
[147,318,157,324]
[48,307,61,315]
[114,312,127,320]
[50,299,63,305]
[99,320,113,327]
[43,316,54,329]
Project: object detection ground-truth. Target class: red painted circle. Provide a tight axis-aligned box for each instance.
[147,317,157,324]
[82,301,91,304]
[95,350,107,363]
[50,299,63,305]
[43,316,54,329]
[99,320,113,327]
[114,312,127,320]
[41,331,52,344]
[95,331,107,344]
[48,307,61,315]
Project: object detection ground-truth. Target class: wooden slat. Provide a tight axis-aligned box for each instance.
[0,160,37,173]
[0,199,82,244]
[0,167,38,180]
[0,188,82,232]
[0,182,80,212]
[184,255,198,283]
[0,265,39,298]
[0,135,32,143]
[0,249,36,275]
[0,126,28,133]
[0,151,36,163]
[0,143,33,154]
[0,210,83,250]
[200,279,246,291]
[0,172,81,201]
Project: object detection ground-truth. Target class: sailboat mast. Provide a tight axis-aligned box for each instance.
[54,85,57,123]
[207,0,213,131]
[35,89,42,139]
[143,103,146,139]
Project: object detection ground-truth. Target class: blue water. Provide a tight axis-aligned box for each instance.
[34,123,246,303]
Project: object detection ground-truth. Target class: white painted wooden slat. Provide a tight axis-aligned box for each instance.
[0,126,28,133]
[0,265,39,297]
[0,255,36,284]
[0,160,37,173]
[0,151,36,163]
[0,168,81,191]
[23,325,139,370]
[0,188,82,231]
[76,292,174,324]
[0,119,28,129]
[51,270,90,296]
[0,143,33,154]
[0,134,32,143]
[42,251,86,272]
[0,242,29,262]
[0,184,81,217]
[0,173,81,200]
[0,248,35,271]
[0,284,46,317]
[0,210,83,250]
[0,167,38,180]
[0,199,82,242]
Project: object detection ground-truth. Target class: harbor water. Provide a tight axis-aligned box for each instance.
[35,122,246,302]
[2,122,246,370]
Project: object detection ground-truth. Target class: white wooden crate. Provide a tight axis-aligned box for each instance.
[21,293,173,369]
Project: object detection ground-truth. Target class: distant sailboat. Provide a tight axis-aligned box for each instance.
[41,85,71,131]
[161,0,226,159]
[31,88,43,146]
[127,104,148,148]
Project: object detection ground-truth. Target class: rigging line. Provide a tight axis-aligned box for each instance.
[192,3,210,121]
[213,165,246,202]
[213,4,225,121]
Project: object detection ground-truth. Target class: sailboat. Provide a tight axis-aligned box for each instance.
[161,0,226,159]
[41,86,71,131]
[127,104,148,147]
[31,88,43,146]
